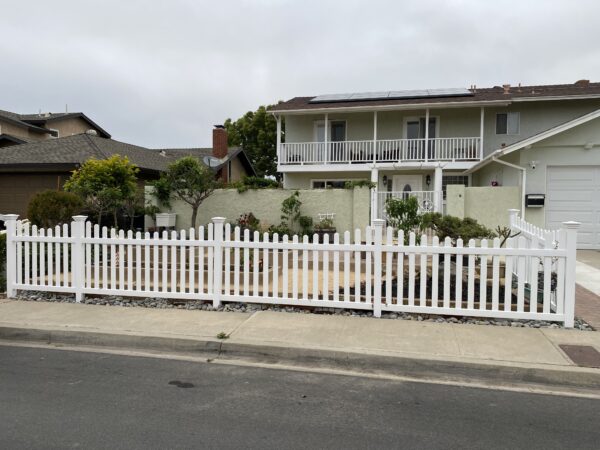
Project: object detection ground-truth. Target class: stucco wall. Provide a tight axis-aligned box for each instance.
[50,117,96,137]
[146,187,370,234]
[446,185,520,229]
[472,115,600,227]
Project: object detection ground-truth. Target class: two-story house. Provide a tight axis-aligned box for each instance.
[271,81,600,248]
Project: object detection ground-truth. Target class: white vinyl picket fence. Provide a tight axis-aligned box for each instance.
[2,212,580,327]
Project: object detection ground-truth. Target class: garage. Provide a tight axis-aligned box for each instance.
[546,166,600,249]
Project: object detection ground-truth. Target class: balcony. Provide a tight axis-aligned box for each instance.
[279,137,481,166]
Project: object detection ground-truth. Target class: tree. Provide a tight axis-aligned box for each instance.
[152,156,217,228]
[224,104,281,178]
[385,196,423,244]
[27,190,84,228]
[64,155,139,226]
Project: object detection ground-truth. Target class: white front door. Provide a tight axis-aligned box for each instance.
[392,175,422,193]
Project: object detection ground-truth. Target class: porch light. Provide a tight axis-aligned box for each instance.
[382,175,388,187]
[425,175,431,186]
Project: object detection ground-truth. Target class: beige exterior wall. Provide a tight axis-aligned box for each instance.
[0,119,48,141]
[228,157,246,182]
[472,115,600,228]
[49,117,95,137]
[146,187,370,234]
[0,172,68,218]
[446,185,520,229]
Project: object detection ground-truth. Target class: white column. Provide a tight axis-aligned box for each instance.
[370,168,379,224]
[72,215,87,303]
[424,108,430,162]
[373,111,378,163]
[479,107,485,159]
[3,214,19,298]
[433,165,443,213]
[324,113,329,164]
[276,115,282,164]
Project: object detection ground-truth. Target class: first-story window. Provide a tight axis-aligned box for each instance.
[442,175,469,199]
[496,112,520,135]
[312,179,350,189]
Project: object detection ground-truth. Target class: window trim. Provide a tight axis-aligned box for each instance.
[402,115,440,139]
[495,112,520,135]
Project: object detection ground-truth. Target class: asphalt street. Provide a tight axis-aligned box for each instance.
[0,345,598,449]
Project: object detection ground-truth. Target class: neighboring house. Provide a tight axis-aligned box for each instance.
[0,109,110,147]
[0,125,255,220]
[270,80,600,248]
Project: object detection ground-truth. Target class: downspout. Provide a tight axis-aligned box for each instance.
[490,157,526,217]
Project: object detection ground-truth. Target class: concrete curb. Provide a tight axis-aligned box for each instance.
[1,325,599,392]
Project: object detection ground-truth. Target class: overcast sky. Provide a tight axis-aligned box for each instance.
[1,0,598,148]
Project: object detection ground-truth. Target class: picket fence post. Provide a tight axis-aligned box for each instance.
[3,214,19,298]
[372,219,385,318]
[508,209,519,231]
[562,220,580,328]
[72,215,87,303]
[212,217,226,309]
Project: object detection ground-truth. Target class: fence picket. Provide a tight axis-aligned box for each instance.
[354,229,361,303]
[517,236,526,312]
[385,227,393,305]
[312,233,320,300]
[455,238,463,309]
[408,232,416,306]
[543,231,552,314]
[39,228,46,287]
[272,233,279,299]
[161,230,168,293]
[323,234,330,302]
[491,238,500,311]
[145,232,151,291]
[504,238,514,312]
[263,232,270,298]
[333,233,340,302]
[180,229,187,294]
[224,224,230,296]
[365,227,372,305]
[252,231,259,296]
[243,229,250,297]
[24,222,30,286]
[397,231,404,306]
[282,234,288,299]
[467,239,476,310]
[233,227,240,297]
[443,237,451,308]
[302,235,309,300]
[420,234,427,307]
[431,236,439,308]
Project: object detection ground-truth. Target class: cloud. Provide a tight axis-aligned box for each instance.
[1,0,598,147]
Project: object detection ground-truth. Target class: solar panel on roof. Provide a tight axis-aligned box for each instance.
[309,87,473,103]
[349,91,390,100]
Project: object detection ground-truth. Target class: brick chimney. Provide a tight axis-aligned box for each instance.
[574,79,590,87]
[212,125,228,159]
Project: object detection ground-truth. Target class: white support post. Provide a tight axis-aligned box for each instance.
[433,165,443,213]
[276,115,282,164]
[212,217,226,309]
[508,209,520,231]
[424,108,430,162]
[324,113,329,164]
[3,214,19,298]
[372,219,385,318]
[479,107,485,159]
[373,111,378,163]
[72,215,87,303]
[562,220,580,328]
[370,168,379,224]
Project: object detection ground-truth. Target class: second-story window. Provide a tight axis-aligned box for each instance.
[496,112,520,135]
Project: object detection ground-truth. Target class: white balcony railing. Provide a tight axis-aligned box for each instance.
[279,137,481,165]
[377,190,442,220]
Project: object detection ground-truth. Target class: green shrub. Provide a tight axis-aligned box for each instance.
[344,180,376,190]
[385,196,423,243]
[298,215,313,235]
[314,217,335,230]
[422,213,495,243]
[231,176,280,193]
[27,190,84,228]
[235,212,261,233]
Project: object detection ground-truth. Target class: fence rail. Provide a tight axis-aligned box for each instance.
[2,211,580,327]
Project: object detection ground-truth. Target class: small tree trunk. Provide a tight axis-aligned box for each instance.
[113,210,118,228]
[190,207,198,230]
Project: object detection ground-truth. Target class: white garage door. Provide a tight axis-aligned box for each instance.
[546,166,600,249]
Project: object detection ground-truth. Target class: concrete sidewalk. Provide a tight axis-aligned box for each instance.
[1,299,599,392]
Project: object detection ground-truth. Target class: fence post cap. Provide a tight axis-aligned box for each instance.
[508,209,520,214]
[562,221,581,229]
[1,214,19,222]
[72,215,88,222]
[372,219,386,227]
[211,217,226,224]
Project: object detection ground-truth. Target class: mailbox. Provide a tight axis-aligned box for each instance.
[525,194,545,208]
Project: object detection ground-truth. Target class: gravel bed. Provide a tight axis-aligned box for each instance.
[13,291,595,331]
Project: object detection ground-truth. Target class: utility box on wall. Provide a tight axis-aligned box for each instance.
[525,194,545,208]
